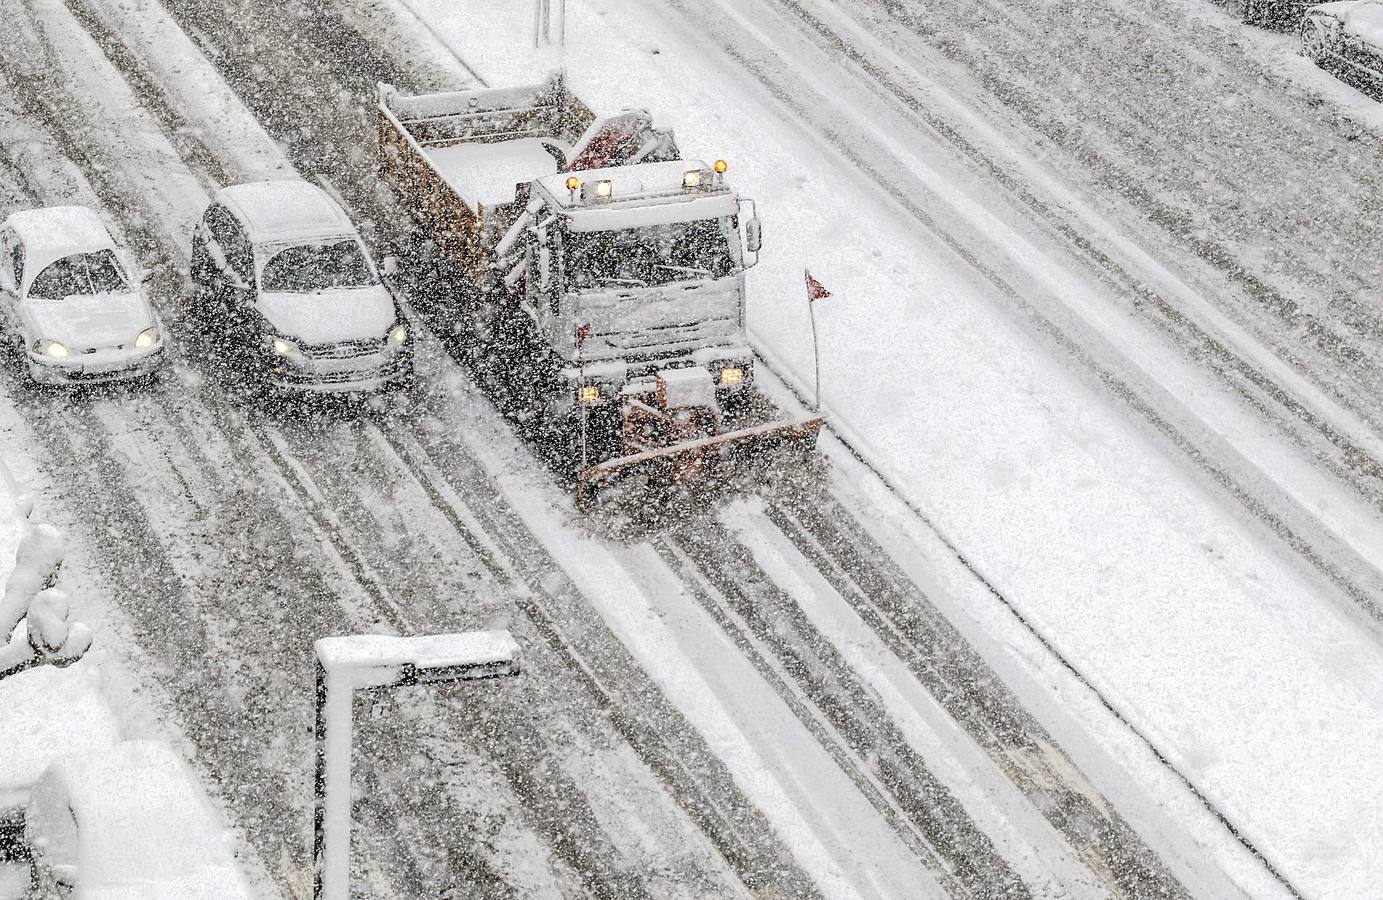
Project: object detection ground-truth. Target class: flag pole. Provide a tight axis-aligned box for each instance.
[805,270,829,413]
[809,294,820,412]
[578,324,589,477]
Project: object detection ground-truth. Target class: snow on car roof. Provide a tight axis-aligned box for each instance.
[39,740,253,896]
[1312,0,1383,40]
[217,180,356,243]
[5,207,122,291]
[5,206,115,258]
[1339,0,1383,45]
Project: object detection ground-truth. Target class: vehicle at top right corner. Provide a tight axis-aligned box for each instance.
[1298,0,1383,95]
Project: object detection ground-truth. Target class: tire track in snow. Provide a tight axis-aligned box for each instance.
[0,9,594,896]
[657,526,1030,898]
[761,492,1190,897]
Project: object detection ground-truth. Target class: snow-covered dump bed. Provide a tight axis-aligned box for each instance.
[426,138,563,214]
[377,74,594,270]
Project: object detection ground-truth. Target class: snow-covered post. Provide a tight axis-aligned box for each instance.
[0,522,92,682]
[312,631,521,900]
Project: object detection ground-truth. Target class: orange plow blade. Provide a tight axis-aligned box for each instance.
[578,414,824,505]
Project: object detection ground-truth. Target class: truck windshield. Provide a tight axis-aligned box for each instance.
[28,250,129,299]
[565,218,735,290]
[260,240,377,293]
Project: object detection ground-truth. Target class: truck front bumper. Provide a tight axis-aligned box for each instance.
[560,345,754,411]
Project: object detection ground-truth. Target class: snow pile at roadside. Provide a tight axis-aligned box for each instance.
[27,740,256,900]
[0,458,118,820]
[0,457,27,580]
[383,1,1383,893]
[0,662,120,817]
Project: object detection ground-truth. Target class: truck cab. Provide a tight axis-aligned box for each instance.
[510,158,762,414]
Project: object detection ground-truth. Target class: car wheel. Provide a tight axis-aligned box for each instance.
[1301,18,1330,65]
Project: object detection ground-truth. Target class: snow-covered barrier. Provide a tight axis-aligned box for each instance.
[25,740,256,898]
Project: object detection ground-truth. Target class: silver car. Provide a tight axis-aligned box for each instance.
[0,206,165,385]
[189,180,413,395]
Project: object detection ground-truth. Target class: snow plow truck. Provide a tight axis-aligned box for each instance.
[377,73,822,500]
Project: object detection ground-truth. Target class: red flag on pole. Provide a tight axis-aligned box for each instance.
[805,270,831,302]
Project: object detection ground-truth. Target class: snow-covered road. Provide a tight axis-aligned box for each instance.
[1,0,1379,896]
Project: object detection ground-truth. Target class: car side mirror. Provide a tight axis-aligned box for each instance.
[381,255,399,277]
[140,268,155,285]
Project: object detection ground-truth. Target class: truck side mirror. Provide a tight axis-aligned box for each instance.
[538,245,552,290]
[536,223,552,291]
[745,216,762,254]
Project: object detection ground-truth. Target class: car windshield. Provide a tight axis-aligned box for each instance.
[28,250,129,299]
[259,240,377,293]
[565,217,735,290]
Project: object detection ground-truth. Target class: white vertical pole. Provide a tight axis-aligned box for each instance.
[809,297,821,412]
[314,666,355,900]
[579,329,588,476]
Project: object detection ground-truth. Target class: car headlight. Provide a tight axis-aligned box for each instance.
[388,324,408,346]
[134,328,158,350]
[33,339,68,359]
[719,366,744,386]
[269,336,298,356]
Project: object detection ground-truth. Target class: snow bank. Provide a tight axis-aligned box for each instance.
[26,740,255,899]
[0,660,119,819]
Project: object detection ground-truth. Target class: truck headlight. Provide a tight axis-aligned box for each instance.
[34,339,68,359]
[719,366,744,386]
[388,324,408,346]
[578,385,600,404]
[134,328,158,350]
[269,336,298,356]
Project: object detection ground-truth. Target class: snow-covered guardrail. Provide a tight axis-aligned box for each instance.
[312,630,521,900]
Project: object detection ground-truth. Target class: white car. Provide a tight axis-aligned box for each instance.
[24,740,256,900]
[1301,1,1383,91]
[190,180,413,394]
[0,207,165,385]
